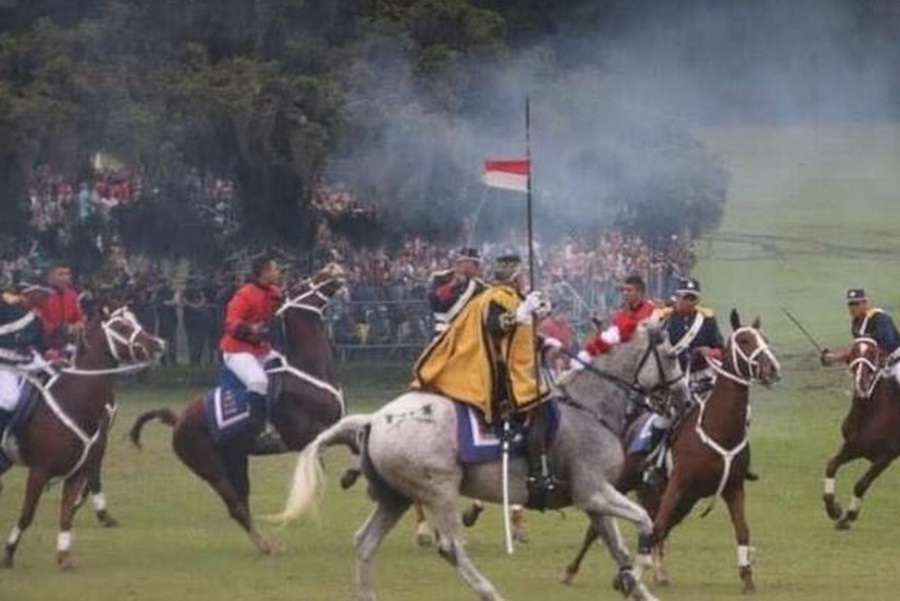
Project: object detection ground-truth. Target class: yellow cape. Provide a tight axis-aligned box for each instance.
[412,284,547,423]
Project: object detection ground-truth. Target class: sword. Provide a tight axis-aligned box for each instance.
[780,307,825,354]
[501,419,514,555]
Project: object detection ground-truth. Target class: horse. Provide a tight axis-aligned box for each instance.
[628,311,780,594]
[822,336,900,530]
[1,300,164,570]
[128,264,347,556]
[270,322,688,601]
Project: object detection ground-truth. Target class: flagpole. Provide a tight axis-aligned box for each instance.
[526,95,535,291]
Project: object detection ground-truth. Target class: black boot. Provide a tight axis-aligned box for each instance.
[526,409,559,508]
[245,392,285,455]
[0,409,13,475]
[642,424,669,489]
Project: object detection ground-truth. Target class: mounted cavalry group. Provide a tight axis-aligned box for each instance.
[0,250,895,601]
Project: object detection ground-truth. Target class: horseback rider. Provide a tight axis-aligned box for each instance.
[31,262,84,353]
[219,256,283,437]
[618,274,656,323]
[0,277,50,475]
[414,254,557,499]
[428,247,486,338]
[821,289,900,381]
[643,276,724,485]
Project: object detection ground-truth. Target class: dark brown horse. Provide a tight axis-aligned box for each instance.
[563,310,780,594]
[129,264,347,555]
[1,301,164,570]
[822,336,900,529]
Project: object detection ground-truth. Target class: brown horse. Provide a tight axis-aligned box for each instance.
[1,302,164,570]
[129,265,347,555]
[563,310,780,594]
[822,336,900,530]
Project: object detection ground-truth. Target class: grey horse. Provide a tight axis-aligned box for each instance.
[270,322,688,601]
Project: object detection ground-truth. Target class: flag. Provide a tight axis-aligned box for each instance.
[482,159,530,193]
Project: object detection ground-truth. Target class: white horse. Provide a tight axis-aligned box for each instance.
[271,323,687,601]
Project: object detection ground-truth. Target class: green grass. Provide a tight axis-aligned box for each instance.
[4,124,900,600]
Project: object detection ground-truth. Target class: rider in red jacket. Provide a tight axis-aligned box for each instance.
[219,256,283,412]
[32,264,84,351]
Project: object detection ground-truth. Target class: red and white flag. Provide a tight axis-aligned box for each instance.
[482,158,530,193]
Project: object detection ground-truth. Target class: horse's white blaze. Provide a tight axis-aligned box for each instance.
[91,492,107,512]
[7,526,21,546]
[57,531,72,552]
[849,495,862,512]
[824,478,836,495]
[737,545,751,567]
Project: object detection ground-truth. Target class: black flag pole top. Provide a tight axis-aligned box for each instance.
[526,95,535,291]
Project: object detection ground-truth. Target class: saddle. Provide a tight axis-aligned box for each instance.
[203,358,284,445]
[0,374,49,471]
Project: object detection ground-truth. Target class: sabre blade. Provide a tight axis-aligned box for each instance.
[780,307,825,353]
[501,420,514,555]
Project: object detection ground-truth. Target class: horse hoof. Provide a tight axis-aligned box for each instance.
[340,468,361,490]
[461,505,484,528]
[261,540,284,557]
[415,523,434,548]
[512,528,529,545]
[612,569,637,597]
[561,567,577,586]
[58,552,78,571]
[835,519,852,531]
[740,567,755,594]
[1,556,12,569]
[98,512,120,528]
[823,496,842,521]
[742,582,756,595]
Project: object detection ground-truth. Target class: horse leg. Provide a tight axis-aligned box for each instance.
[173,429,279,556]
[354,499,409,601]
[640,478,686,579]
[430,497,507,601]
[723,485,754,594]
[461,500,485,528]
[595,516,659,601]
[580,483,657,601]
[57,473,89,571]
[511,505,528,544]
[3,469,49,569]
[823,443,859,521]
[836,455,893,530]
[413,501,435,548]
[561,522,600,585]
[637,485,669,587]
[86,458,118,528]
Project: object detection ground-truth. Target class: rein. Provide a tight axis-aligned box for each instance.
[276,277,339,317]
[60,307,160,377]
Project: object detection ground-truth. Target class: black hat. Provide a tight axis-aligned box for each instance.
[493,254,523,283]
[451,247,481,263]
[675,277,702,299]
[846,288,868,304]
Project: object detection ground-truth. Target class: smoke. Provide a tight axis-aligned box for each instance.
[325,0,900,247]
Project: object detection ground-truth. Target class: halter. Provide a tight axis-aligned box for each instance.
[61,307,160,376]
[276,277,339,317]
[848,336,882,399]
[705,327,780,388]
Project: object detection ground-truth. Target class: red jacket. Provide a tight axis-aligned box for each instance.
[36,286,83,347]
[614,299,656,324]
[219,282,283,357]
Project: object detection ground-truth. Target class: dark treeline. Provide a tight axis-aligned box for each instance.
[2,0,897,259]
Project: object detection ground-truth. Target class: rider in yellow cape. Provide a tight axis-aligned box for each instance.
[413,254,557,497]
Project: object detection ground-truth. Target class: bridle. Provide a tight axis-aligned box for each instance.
[848,336,881,399]
[62,307,161,376]
[276,277,342,317]
[706,327,780,387]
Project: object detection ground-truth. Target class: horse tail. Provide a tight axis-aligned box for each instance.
[129,409,177,449]
[267,413,372,526]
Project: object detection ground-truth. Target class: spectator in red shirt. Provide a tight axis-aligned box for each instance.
[34,263,84,350]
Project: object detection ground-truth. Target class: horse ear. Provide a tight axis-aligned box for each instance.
[752,316,762,329]
[730,308,741,331]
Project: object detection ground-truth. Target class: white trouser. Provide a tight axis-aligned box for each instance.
[222,351,277,396]
[0,369,22,412]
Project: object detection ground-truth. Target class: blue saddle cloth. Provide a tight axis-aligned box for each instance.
[627,413,662,455]
[204,360,282,444]
[454,400,560,465]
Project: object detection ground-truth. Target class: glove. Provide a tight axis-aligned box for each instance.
[535,298,552,320]
[570,349,593,371]
[514,292,543,325]
[820,348,831,367]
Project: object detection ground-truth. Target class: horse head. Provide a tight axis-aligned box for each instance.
[634,320,690,405]
[848,336,881,399]
[84,296,166,365]
[727,309,781,387]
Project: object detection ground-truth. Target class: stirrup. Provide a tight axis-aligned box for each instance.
[251,428,286,455]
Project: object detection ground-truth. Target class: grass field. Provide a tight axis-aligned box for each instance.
[4,124,900,601]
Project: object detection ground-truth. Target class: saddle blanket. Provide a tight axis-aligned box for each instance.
[628,413,659,455]
[454,401,560,465]
[204,362,281,444]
